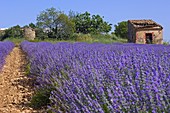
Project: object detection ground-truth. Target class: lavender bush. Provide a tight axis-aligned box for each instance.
[0,41,14,70]
[21,41,170,113]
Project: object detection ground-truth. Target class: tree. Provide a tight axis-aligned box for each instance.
[91,15,112,34]
[37,7,62,31]
[74,12,91,34]
[23,23,36,29]
[35,28,48,40]
[74,11,112,34]
[68,10,78,20]
[55,14,75,40]
[29,23,36,29]
[114,21,128,39]
[36,7,75,39]
[3,25,23,39]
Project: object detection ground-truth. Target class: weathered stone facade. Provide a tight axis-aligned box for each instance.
[24,27,35,40]
[128,20,163,44]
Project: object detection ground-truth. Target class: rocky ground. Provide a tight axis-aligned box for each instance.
[0,47,44,113]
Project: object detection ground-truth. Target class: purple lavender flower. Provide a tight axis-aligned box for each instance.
[21,41,170,112]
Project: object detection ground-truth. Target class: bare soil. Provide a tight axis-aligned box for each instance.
[0,47,44,113]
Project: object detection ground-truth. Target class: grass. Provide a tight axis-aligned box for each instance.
[2,33,128,44]
[73,33,127,44]
[29,38,75,43]
[5,36,168,45]
[4,37,25,45]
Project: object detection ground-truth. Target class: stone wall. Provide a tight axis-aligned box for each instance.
[136,30,163,44]
[24,27,35,40]
[128,20,163,44]
[128,22,137,43]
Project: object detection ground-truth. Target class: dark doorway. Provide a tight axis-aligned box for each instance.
[146,33,153,44]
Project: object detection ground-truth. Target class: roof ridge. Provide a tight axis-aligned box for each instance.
[128,19,163,29]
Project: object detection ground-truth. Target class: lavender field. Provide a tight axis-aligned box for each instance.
[21,41,170,113]
[0,41,14,70]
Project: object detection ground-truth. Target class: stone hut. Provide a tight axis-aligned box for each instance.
[128,19,163,44]
[24,27,35,40]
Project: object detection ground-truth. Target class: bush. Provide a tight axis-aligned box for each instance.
[4,37,25,45]
[3,25,23,39]
[35,28,48,40]
[72,33,127,43]
[74,33,93,42]
[30,88,51,109]
[163,41,169,45]
[0,31,5,41]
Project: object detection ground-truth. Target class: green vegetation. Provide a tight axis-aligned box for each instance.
[4,37,25,45]
[36,7,75,40]
[30,88,51,109]
[73,33,127,43]
[36,7,112,40]
[2,25,23,40]
[2,7,168,45]
[0,30,5,40]
[1,7,129,44]
[74,11,112,34]
[4,34,127,44]
[163,41,170,45]
[25,63,31,75]
[114,21,128,39]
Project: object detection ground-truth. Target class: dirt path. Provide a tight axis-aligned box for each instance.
[0,47,41,113]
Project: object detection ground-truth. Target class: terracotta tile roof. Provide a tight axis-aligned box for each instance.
[128,19,163,29]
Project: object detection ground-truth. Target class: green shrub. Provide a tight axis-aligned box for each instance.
[74,33,93,42]
[163,41,169,45]
[25,63,31,75]
[72,33,127,43]
[28,39,41,42]
[35,28,48,40]
[4,37,25,44]
[30,88,51,109]
[4,25,23,39]
[0,31,5,41]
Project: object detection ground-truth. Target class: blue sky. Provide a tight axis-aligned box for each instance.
[0,0,169,41]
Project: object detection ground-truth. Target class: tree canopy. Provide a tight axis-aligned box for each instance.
[36,8,112,39]
[52,13,75,40]
[74,11,112,34]
[114,21,128,39]
[3,25,23,39]
[36,7,75,39]
[36,7,62,31]
[1,7,119,41]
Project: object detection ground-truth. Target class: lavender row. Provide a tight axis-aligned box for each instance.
[21,41,170,113]
[0,41,15,70]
